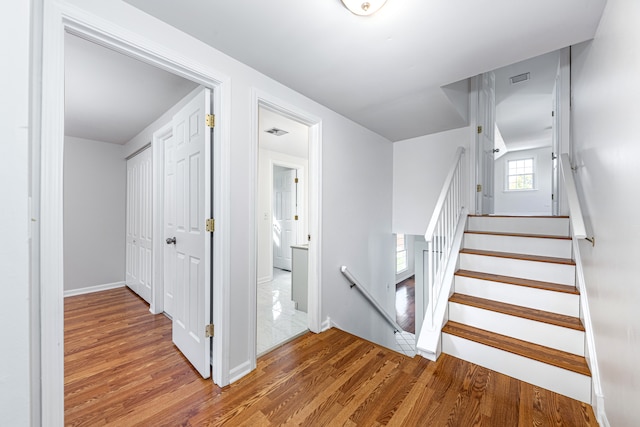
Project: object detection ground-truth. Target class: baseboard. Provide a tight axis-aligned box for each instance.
[395,271,415,285]
[229,360,252,384]
[257,274,273,285]
[321,316,333,332]
[595,393,609,427]
[64,281,125,298]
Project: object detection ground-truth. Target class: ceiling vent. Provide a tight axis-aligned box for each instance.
[265,127,289,136]
[509,72,530,85]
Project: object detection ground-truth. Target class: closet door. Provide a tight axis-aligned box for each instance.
[126,146,153,303]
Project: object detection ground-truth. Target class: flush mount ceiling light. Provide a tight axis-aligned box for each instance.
[341,0,387,16]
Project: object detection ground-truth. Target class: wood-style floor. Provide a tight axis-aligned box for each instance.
[65,287,598,426]
[396,276,415,334]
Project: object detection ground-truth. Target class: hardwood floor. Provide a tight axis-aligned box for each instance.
[396,276,415,334]
[65,287,598,426]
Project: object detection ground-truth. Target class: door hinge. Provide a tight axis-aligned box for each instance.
[206,218,215,232]
[294,177,299,184]
[477,125,483,134]
[206,114,215,128]
[552,111,555,117]
[294,215,299,221]
[205,324,214,338]
[476,184,482,192]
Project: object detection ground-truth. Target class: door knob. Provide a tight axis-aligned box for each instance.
[166,237,176,245]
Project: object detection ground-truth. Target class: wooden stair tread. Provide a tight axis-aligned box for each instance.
[443,321,591,376]
[455,270,579,295]
[449,293,585,331]
[464,230,571,240]
[467,215,569,219]
[459,248,575,265]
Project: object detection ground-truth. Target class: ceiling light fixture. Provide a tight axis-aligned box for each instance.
[341,0,387,16]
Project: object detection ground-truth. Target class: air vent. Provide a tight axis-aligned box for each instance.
[265,127,288,136]
[509,72,530,85]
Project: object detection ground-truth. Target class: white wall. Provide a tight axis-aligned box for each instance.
[54,0,395,374]
[393,127,471,235]
[322,123,396,349]
[571,0,640,425]
[493,146,552,215]
[257,149,308,283]
[63,137,126,292]
[0,1,32,424]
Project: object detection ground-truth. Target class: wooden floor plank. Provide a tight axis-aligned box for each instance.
[455,269,579,294]
[65,287,598,426]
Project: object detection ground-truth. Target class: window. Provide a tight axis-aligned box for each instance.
[507,157,535,190]
[396,234,407,273]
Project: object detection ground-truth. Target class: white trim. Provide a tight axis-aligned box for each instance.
[63,281,125,298]
[249,89,323,374]
[150,123,172,315]
[39,3,233,423]
[321,317,333,332]
[228,360,252,384]
[504,155,536,192]
[573,237,607,422]
[395,270,414,285]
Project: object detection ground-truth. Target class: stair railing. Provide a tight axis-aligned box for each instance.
[340,266,403,333]
[559,153,594,245]
[423,147,466,331]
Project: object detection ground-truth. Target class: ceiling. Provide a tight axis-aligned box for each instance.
[259,108,310,159]
[495,50,560,153]
[122,0,606,142]
[64,32,199,145]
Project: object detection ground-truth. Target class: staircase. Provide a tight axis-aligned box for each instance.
[441,215,591,403]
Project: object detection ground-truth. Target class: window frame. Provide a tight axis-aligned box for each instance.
[396,234,408,274]
[505,156,537,192]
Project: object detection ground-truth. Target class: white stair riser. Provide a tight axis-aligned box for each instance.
[464,233,572,259]
[448,302,585,356]
[454,276,580,317]
[467,217,570,236]
[459,254,575,286]
[442,334,591,403]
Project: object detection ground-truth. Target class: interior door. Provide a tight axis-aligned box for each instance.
[477,72,496,214]
[273,167,296,271]
[125,146,153,303]
[168,87,213,378]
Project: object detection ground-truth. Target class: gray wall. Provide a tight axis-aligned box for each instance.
[63,136,126,291]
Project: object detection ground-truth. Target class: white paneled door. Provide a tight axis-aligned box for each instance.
[126,146,153,303]
[478,71,496,215]
[163,133,176,318]
[168,88,213,379]
[273,167,297,271]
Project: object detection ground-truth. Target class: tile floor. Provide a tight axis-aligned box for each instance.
[257,268,308,355]
[394,331,416,357]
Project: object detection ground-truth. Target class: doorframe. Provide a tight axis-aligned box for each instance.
[150,123,172,315]
[37,2,231,423]
[249,89,323,370]
[472,48,571,216]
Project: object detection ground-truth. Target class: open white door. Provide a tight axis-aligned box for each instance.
[125,146,153,303]
[477,72,496,214]
[273,167,296,271]
[168,87,213,378]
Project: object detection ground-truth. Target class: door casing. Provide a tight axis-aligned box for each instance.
[37,4,231,423]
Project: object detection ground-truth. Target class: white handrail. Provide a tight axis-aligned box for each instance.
[423,147,466,331]
[560,153,592,243]
[340,266,403,333]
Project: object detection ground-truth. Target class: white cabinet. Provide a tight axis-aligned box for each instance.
[291,244,308,313]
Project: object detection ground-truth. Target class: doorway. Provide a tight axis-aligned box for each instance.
[39,9,232,418]
[256,106,310,355]
[475,49,566,216]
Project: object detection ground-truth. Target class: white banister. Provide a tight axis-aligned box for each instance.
[340,266,403,333]
[423,147,466,331]
[560,153,593,244]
